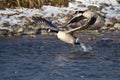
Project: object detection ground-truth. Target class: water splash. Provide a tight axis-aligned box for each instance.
[80,42,92,52]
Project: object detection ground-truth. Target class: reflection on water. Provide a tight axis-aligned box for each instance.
[0,36,120,80]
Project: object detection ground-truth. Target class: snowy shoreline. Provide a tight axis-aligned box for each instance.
[0,0,120,37]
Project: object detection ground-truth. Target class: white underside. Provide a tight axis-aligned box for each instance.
[57,31,75,44]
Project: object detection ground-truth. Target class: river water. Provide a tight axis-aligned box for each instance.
[0,33,120,80]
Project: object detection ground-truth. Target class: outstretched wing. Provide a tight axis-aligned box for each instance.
[64,13,87,27]
[77,16,97,30]
[32,16,59,32]
[66,18,91,33]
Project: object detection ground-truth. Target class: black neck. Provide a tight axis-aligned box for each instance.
[48,29,58,33]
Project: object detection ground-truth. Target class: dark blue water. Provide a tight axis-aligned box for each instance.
[0,35,120,80]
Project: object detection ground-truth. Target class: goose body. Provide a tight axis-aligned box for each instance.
[57,31,76,44]
[89,14,104,30]
[68,10,105,30]
[81,10,105,30]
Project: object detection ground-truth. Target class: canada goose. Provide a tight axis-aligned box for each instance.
[65,10,96,26]
[81,10,105,30]
[66,10,105,30]
[32,17,88,45]
[32,11,104,45]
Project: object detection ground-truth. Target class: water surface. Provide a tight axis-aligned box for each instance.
[0,34,120,80]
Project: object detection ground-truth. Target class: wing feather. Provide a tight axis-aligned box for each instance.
[32,16,59,32]
[63,13,87,27]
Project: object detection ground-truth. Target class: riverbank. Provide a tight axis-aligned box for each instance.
[0,1,120,37]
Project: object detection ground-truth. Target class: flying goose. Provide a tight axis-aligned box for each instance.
[32,16,89,45]
[82,10,105,30]
[65,10,105,30]
[32,11,104,45]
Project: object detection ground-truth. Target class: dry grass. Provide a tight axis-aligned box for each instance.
[0,0,69,9]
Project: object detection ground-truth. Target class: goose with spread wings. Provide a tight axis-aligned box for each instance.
[67,10,105,30]
[32,16,88,45]
[32,11,104,45]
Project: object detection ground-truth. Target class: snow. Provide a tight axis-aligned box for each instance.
[68,2,87,11]
[0,0,120,30]
[75,0,119,6]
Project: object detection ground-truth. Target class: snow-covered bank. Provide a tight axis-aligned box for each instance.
[0,0,120,37]
[75,0,119,6]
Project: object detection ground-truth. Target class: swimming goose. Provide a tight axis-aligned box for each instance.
[32,16,89,45]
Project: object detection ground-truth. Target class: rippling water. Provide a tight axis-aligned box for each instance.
[0,35,120,80]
